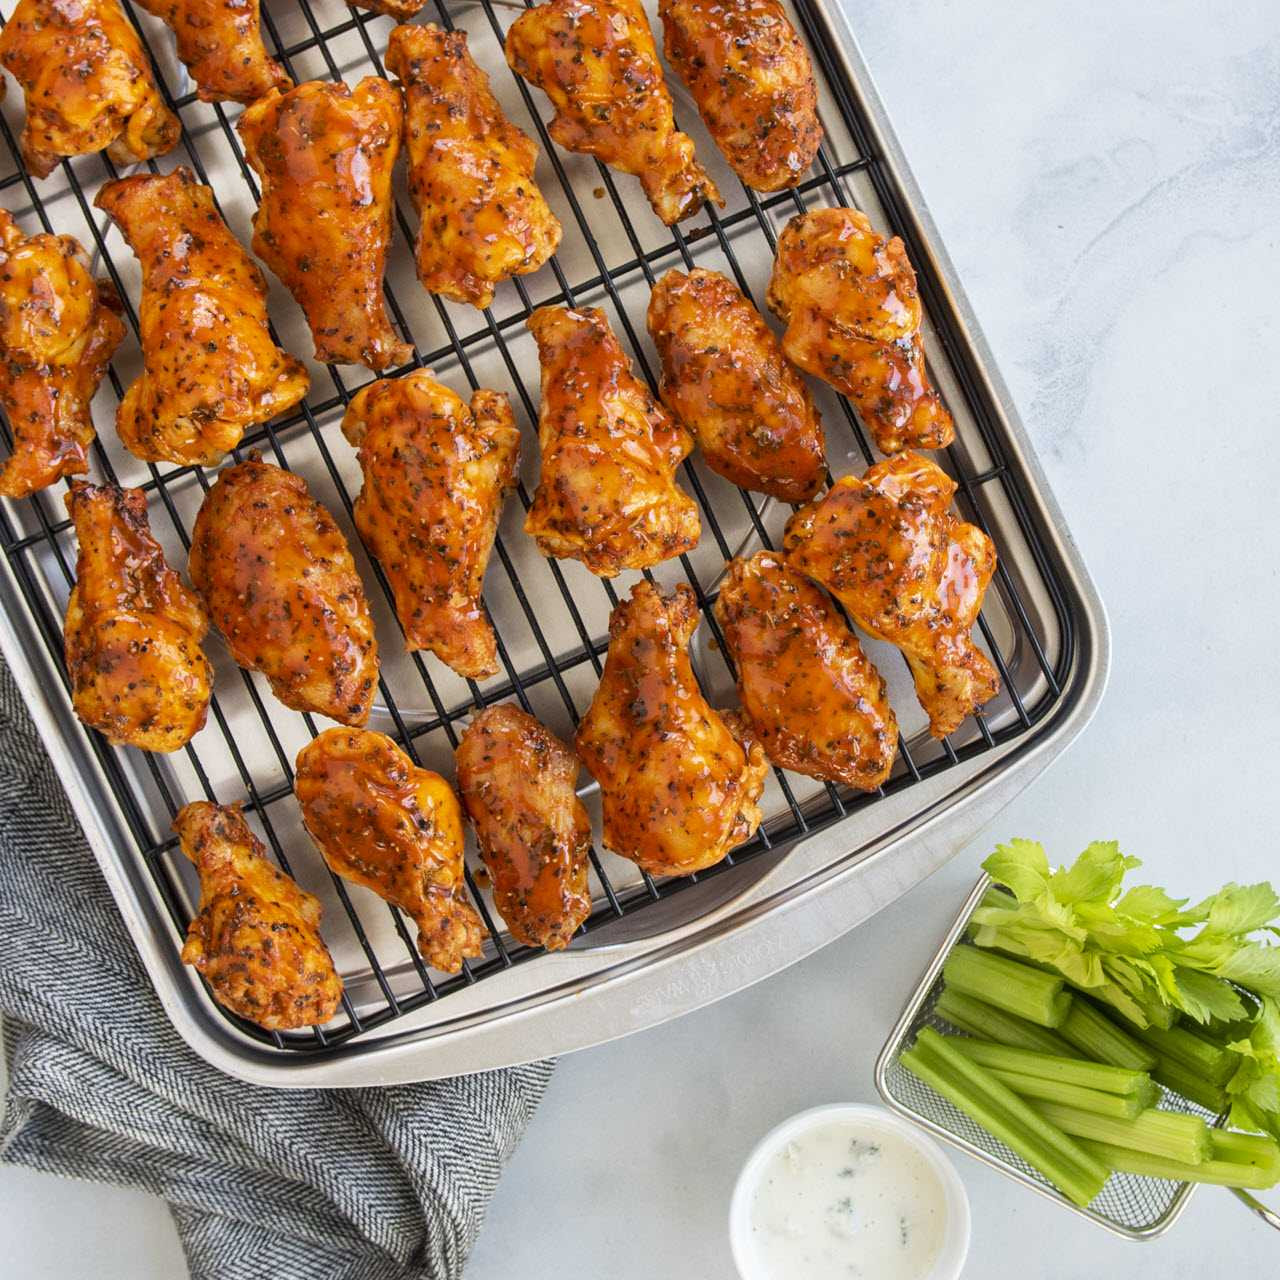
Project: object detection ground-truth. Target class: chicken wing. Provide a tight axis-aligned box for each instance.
[296,728,485,974]
[456,704,592,951]
[239,80,411,372]
[0,0,180,179]
[175,800,344,1031]
[189,457,379,725]
[387,23,561,311]
[342,372,518,680]
[0,212,124,498]
[525,305,699,576]
[647,267,825,502]
[64,482,212,752]
[659,0,822,192]
[576,580,766,876]
[133,0,288,105]
[347,0,426,18]
[95,169,310,467]
[767,207,954,455]
[783,452,998,738]
[714,551,896,788]
[505,0,721,226]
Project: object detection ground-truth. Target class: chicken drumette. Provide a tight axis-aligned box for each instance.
[576,581,767,876]
[525,305,699,576]
[189,458,379,726]
[95,169,309,467]
[784,452,998,738]
[505,0,721,226]
[387,23,561,311]
[714,551,897,789]
[239,79,411,372]
[64,483,212,753]
[296,728,485,974]
[0,0,180,178]
[0,211,124,498]
[176,800,344,1031]
[456,704,592,951]
[767,207,953,455]
[647,267,825,502]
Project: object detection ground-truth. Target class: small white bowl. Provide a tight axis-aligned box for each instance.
[729,1103,971,1280]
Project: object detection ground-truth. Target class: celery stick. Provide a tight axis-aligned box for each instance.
[945,1037,1150,1095]
[1059,1000,1157,1071]
[1212,1130,1280,1175]
[1127,1021,1236,1085]
[1032,1102,1211,1165]
[1081,1139,1280,1189]
[1152,1055,1229,1115]
[934,989,1081,1057]
[989,1069,1150,1119]
[944,946,1072,1027]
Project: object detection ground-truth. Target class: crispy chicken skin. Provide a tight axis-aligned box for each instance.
[576,581,767,876]
[133,0,289,105]
[0,212,124,498]
[189,458,379,726]
[767,207,954,455]
[239,80,411,372]
[525,305,699,576]
[0,0,180,179]
[296,728,485,974]
[342,373,519,680]
[387,24,561,311]
[505,0,722,226]
[63,482,212,752]
[95,169,310,467]
[175,801,344,1031]
[784,452,998,738]
[659,0,821,192]
[647,267,825,502]
[456,704,592,951]
[714,551,896,789]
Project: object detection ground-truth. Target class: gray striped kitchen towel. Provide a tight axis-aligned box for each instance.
[0,657,553,1280]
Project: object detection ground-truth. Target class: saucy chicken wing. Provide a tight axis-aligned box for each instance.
[0,212,124,498]
[296,728,485,974]
[342,372,518,679]
[387,23,561,311]
[784,452,998,738]
[647,267,825,502]
[95,169,310,467]
[767,207,954,455]
[175,800,344,1031]
[525,305,699,576]
[133,0,289,104]
[347,0,427,18]
[456,703,592,951]
[576,581,767,876]
[64,482,212,752]
[239,79,411,372]
[505,0,721,226]
[0,0,180,178]
[189,458,379,725]
[714,551,896,788]
[659,0,822,192]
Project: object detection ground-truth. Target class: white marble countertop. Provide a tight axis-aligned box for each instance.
[4,0,1280,1275]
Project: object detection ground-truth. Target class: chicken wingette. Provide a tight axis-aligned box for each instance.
[176,800,344,1031]
[0,211,124,499]
[784,452,998,738]
[647,267,825,502]
[189,457,379,726]
[505,0,721,226]
[239,79,412,372]
[64,482,212,752]
[576,581,767,876]
[387,23,561,310]
[456,704,592,951]
[525,305,699,576]
[768,207,954,455]
[296,728,485,974]
[95,169,310,467]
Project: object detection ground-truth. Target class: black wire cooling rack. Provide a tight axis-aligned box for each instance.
[0,0,1076,1054]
